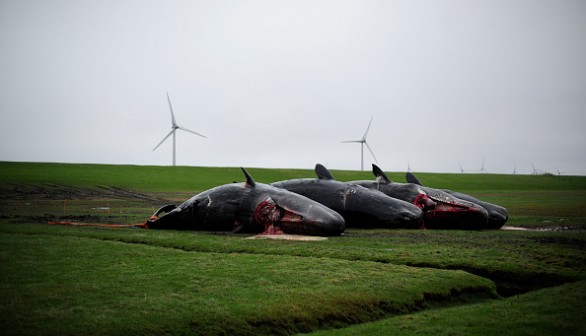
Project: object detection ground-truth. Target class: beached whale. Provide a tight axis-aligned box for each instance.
[350,164,490,230]
[145,168,345,236]
[271,164,423,229]
[406,172,508,229]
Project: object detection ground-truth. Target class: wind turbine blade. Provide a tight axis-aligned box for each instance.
[177,125,207,138]
[153,129,175,151]
[166,92,177,126]
[362,115,374,140]
[365,141,378,163]
[341,140,363,143]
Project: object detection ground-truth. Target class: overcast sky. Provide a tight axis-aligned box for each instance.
[1,0,585,175]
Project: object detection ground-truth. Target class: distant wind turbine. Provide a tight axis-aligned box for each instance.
[342,116,378,171]
[530,162,552,175]
[458,162,465,174]
[153,93,207,166]
[478,158,486,174]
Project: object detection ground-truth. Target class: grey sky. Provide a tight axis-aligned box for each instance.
[1,0,585,175]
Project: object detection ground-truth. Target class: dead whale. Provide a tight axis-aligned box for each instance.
[406,172,508,229]
[145,168,345,236]
[271,164,423,229]
[350,164,490,230]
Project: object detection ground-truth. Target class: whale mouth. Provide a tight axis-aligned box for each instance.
[143,204,178,229]
[412,189,489,229]
[424,201,488,229]
[280,210,304,223]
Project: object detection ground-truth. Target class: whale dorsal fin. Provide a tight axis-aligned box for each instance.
[372,164,391,183]
[241,167,256,187]
[406,172,422,186]
[315,164,335,180]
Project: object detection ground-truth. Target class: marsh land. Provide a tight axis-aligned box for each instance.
[1,162,585,335]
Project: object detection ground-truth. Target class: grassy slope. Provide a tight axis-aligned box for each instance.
[0,228,497,336]
[306,280,586,336]
[3,224,584,293]
[1,224,584,336]
[2,161,586,192]
[1,162,586,335]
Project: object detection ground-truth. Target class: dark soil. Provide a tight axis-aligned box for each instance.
[0,183,166,202]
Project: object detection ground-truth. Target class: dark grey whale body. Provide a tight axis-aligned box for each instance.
[351,165,491,230]
[406,172,508,229]
[145,168,345,236]
[271,164,424,229]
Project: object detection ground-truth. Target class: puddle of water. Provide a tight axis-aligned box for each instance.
[501,225,582,232]
[246,234,328,241]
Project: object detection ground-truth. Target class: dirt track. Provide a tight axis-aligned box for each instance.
[0,184,169,225]
[0,184,166,202]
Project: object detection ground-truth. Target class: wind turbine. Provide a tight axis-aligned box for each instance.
[478,158,486,174]
[342,116,378,171]
[153,93,207,166]
[458,162,465,174]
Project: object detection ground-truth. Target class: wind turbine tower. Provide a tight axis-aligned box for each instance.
[342,116,378,171]
[153,93,207,166]
[479,158,486,174]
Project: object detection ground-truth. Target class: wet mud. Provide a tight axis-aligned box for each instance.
[0,183,165,202]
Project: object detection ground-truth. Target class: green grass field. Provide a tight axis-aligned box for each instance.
[1,162,585,335]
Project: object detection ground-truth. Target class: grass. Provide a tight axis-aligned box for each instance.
[0,162,331,193]
[1,162,585,335]
[2,224,584,295]
[305,280,586,336]
[2,161,586,192]
[2,161,585,228]
[0,229,496,336]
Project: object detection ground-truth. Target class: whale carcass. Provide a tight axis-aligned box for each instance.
[271,164,423,229]
[145,168,345,236]
[350,164,491,229]
[406,172,508,229]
